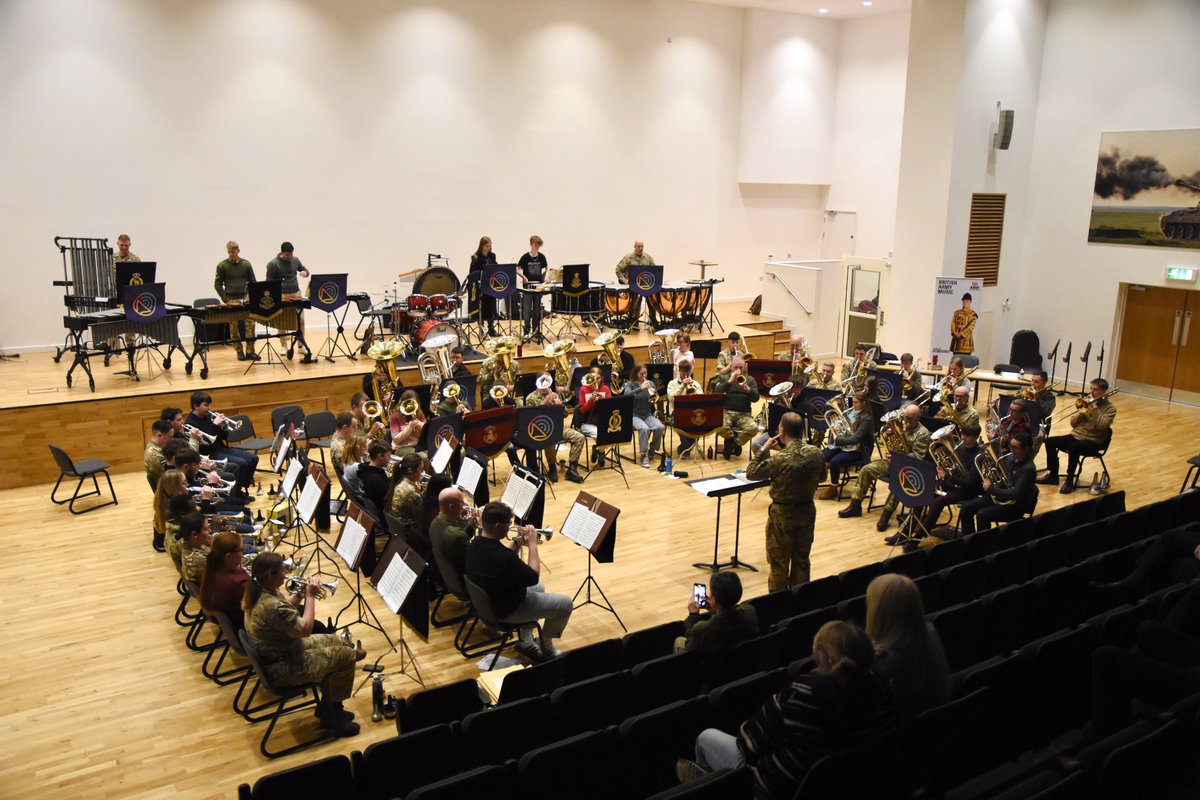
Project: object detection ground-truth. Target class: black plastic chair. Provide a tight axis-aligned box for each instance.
[497,657,565,704]
[619,697,713,797]
[406,764,518,800]
[707,668,788,733]
[929,600,987,672]
[560,637,624,685]
[644,767,753,799]
[463,575,529,669]
[550,670,634,738]
[301,410,337,469]
[939,560,987,607]
[48,444,117,514]
[352,723,462,800]
[236,754,352,800]
[460,695,553,766]
[622,619,685,668]
[631,650,705,712]
[519,729,622,800]
[744,588,796,630]
[398,677,485,734]
[236,631,334,759]
[1009,330,1043,373]
[272,404,305,441]
[226,415,275,466]
[1070,428,1113,489]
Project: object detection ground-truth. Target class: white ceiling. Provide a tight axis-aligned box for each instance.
[682,0,911,20]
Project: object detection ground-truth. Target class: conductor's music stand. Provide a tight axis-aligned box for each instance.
[561,490,625,632]
[685,472,768,573]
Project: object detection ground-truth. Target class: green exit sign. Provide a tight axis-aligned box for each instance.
[1166,267,1197,283]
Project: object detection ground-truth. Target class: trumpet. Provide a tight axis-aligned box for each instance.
[641,379,658,397]
[284,575,339,600]
[680,378,700,395]
[184,424,217,445]
[535,374,554,391]
[507,524,554,543]
[209,411,243,431]
[490,385,509,403]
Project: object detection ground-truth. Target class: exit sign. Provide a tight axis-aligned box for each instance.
[1166,267,1197,283]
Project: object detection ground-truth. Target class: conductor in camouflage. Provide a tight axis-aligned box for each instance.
[746,412,827,592]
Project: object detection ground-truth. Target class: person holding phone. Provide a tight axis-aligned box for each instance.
[673,572,759,658]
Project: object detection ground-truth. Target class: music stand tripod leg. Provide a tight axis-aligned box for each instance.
[571,551,626,632]
[693,495,730,572]
[726,493,759,572]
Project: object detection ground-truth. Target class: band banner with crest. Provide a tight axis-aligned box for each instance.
[115,261,157,296]
[868,369,905,411]
[628,264,664,297]
[121,282,166,323]
[747,359,792,393]
[308,274,348,312]
[561,263,590,297]
[887,452,939,508]
[671,394,725,437]
[483,264,517,300]
[463,405,517,458]
[248,280,283,320]
[514,405,564,450]
[593,393,633,446]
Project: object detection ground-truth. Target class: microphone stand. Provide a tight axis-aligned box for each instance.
[1057,341,1073,396]
[1077,341,1092,397]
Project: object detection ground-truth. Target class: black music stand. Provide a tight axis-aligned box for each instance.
[500,463,546,527]
[586,393,634,488]
[691,339,721,389]
[111,263,159,371]
[562,490,625,631]
[571,364,613,396]
[1057,341,1072,396]
[885,453,939,549]
[119,281,170,383]
[868,369,905,411]
[245,280,290,375]
[370,536,430,686]
[685,473,768,573]
[1077,341,1093,396]
[483,264,519,338]
[309,274,358,362]
[334,502,398,652]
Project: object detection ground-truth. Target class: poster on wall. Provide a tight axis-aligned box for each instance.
[931,277,982,365]
[1088,128,1200,250]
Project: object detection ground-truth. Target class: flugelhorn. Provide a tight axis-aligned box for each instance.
[535,374,554,391]
[284,575,339,600]
[582,372,601,389]
[188,483,231,496]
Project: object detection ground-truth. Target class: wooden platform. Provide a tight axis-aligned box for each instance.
[0,302,783,489]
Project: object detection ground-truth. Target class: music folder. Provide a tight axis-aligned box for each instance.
[335,501,373,571]
[371,537,430,640]
[560,490,619,563]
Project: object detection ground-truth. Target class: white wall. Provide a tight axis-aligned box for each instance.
[1015,0,1200,380]
[0,0,840,351]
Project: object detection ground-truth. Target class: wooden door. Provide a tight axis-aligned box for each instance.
[1116,285,1187,400]
[1172,291,1200,404]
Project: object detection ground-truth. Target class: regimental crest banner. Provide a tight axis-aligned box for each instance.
[672,394,724,437]
[122,282,166,323]
[249,280,283,318]
[308,274,348,312]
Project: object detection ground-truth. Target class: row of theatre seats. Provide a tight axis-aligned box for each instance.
[237,488,1200,800]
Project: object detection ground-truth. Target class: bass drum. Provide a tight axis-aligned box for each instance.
[413,319,460,348]
[413,266,461,297]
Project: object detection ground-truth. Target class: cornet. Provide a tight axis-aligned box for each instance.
[733,373,748,387]
[188,483,231,496]
[284,575,339,600]
[508,524,554,543]
[582,372,602,389]
[209,411,243,431]
[535,374,554,391]
[184,424,217,445]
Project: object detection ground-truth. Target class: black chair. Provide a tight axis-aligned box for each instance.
[1181,454,1200,494]
[781,607,839,661]
[460,695,554,766]
[1098,718,1185,800]
[560,637,624,685]
[406,764,518,800]
[622,619,685,668]
[939,560,987,607]
[987,363,1025,404]
[981,582,1040,655]
[720,630,790,684]
[929,600,987,672]
[271,404,305,444]
[236,754,353,800]
[707,669,788,733]
[1020,625,1100,747]
[427,545,487,655]
[619,697,713,797]
[193,296,230,344]
[907,688,996,795]
[744,588,796,630]
[1070,428,1113,489]
[838,562,885,598]
[985,545,1031,591]
[1035,563,1093,633]
[463,575,529,669]
[226,415,275,468]
[793,735,907,800]
[644,767,753,799]
[352,724,462,800]
[835,594,867,627]
[202,610,251,686]
[236,631,334,758]
[518,729,622,800]
[497,657,565,704]
[791,576,841,613]
[1009,330,1043,373]
[550,670,634,738]
[1027,532,1073,577]
[301,410,337,469]
[398,677,485,734]
[48,444,117,514]
[632,650,705,712]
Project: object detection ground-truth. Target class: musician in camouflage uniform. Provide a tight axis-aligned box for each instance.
[746,412,826,591]
[838,403,931,532]
[244,552,365,737]
[178,513,212,586]
[936,385,980,431]
[213,240,260,360]
[615,239,654,329]
[715,332,754,376]
[713,356,760,459]
[808,362,838,390]
[389,454,425,529]
[479,352,521,398]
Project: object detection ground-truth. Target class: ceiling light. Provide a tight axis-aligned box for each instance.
[863,1,873,5]
[819,7,829,12]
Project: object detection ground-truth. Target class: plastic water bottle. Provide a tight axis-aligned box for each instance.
[665,455,673,475]
[371,673,386,722]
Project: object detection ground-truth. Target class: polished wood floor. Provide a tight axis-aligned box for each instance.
[4,320,1199,798]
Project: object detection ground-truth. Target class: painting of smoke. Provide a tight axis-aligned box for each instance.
[1088,129,1200,250]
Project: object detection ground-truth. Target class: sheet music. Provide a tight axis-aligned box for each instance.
[279,458,302,497]
[689,475,751,495]
[296,476,322,523]
[501,470,538,519]
[273,436,293,473]
[456,457,484,498]
[376,554,417,614]
[430,438,454,475]
[337,516,368,569]
[560,502,605,551]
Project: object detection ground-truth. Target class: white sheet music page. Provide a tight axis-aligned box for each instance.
[295,477,322,523]
[279,458,303,496]
[501,471,537,519]
[273,437,293,473]
[560,502,605,550]
[430,438,454,475]
[689,475,749,495]
[376,554,417,614]
[456,457,483,498]
[337,516,368,569]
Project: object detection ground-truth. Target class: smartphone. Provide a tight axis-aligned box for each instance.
[692,582,708,609]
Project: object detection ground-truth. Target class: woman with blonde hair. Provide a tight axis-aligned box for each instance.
[199,531,248,628]
[866,573,950,719]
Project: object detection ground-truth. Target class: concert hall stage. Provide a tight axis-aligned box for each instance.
[0,301,784,489]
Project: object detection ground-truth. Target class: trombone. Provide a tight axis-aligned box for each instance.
[1048,387,1121,425]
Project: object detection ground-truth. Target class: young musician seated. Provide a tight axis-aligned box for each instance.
[178,512,213,586]
[624,363,665,468]
[673,572,760,669]
[481,381,520,466]
[358,441,393,572]
[817,392,874,498]
[175,450,251,522]
[465,501,573,662]
[577,365,613,445]
[199,531,250,629]
[185,391,258,499]
[525,372,586,483]
[667,359,703,459]
[388,454,425,535]
[350,392,387,441]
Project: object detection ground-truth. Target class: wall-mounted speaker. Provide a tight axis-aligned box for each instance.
[994,109,1015,150]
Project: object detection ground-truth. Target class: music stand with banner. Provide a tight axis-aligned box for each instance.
[798,387,840,443]
[463,406,517,461]
[571,364,612,395]
[628,264,664,297]
[114,281,171,382]
[246,279,291,372]
[115,261,158,296]
[886,452,939,546]
[585,393,634,488]
[425,412,463,475]
[645,363,674,419]
[514,403,564,452]
[748,358,792,395]
[308,273,357,363]
[515,372,541,399]
[672,393,725,468]
[868,369,905,411]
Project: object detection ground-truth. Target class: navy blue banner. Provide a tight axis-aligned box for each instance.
[308,273,348,312]
[629,264,664,297]
[888,452,939,507]
[483,264,518,299]
[122,282,166,323]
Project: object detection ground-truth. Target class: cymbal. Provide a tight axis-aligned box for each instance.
[689,260,718,267]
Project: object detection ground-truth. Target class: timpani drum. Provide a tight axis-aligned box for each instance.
[604,287,633,316]
[648,284,694,326]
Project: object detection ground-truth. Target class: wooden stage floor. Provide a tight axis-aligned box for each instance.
[3,303,1199,798]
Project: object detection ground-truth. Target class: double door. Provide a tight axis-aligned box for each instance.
[1116,285,1200,405]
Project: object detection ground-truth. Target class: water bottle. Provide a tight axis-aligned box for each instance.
[371,673,386,722]
[665,455,673,475]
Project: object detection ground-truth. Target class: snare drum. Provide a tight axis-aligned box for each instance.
[406,294,430,316]
[429,293,449,315]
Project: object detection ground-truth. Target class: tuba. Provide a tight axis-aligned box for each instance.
[974,441,1014,504]
[592,331,625,391]
[928,425,965,478]
[877,409,910,455]
[483,335,520,387]
[366,339,406,417]
[544,339,576,388]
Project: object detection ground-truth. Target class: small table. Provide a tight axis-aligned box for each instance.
[685,473,769,572]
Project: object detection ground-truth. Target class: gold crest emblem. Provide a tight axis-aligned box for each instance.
[606,410,622,433]
[260,290,276,311]
[483,425,498,444]
[691,409,707,426]
[570,273,582,289]
[129,272,144,285]
[764,374,775,387]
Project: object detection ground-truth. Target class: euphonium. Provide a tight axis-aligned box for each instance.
[824,407,858,453]
[592,331,625,390]
[648,340,667,364]
[974,441,1015,504]
[877,409,910,455]
[985,408,1010,441]
[543,339,576,388]
[284,575,339,600]
[929,425,965,477]
[940,397,969,431]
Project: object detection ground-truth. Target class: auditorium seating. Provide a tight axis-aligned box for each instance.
[235,488,1200,797]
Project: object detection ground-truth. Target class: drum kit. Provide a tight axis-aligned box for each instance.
[381,266,466,353]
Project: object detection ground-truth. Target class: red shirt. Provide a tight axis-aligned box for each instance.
[577,383,613,417]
